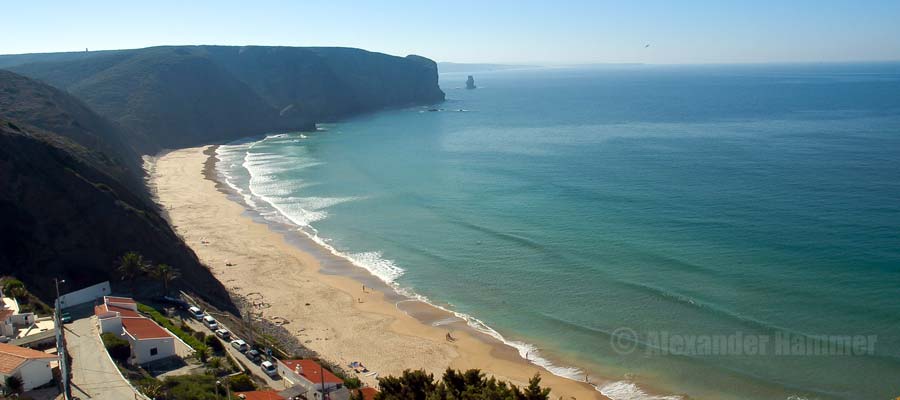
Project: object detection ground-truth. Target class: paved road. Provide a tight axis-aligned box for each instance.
[180,316,286,390]
[66,316,144,400]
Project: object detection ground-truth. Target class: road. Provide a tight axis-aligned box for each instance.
[179,315,286,390]
[66,314,145,400]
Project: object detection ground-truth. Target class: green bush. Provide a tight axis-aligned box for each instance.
[101,332,131,363]
[344,376,362,389]
[205,334,224,352]
[137,303,207,353]
[194,331,206,342]
[228,374,255,392]
[4,375,23,394]
[162,374,225,400]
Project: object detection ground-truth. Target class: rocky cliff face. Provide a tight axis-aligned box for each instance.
[3,46,445,153]
[0,72,233,309]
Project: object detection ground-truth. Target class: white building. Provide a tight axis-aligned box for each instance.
[277,359,344,399]
[0,290,39,340]
[0,342,56,391]
[95,296,176,365]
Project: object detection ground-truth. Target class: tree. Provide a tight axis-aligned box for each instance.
[4,375,23,394]
[2,278,27,300]
[149,264,180,295]
[101,332,132,363]
[228,374,256,392]
[117,252,148,294]
[375,369,550,400]
[205,335,224,353]
[513,374,551,400]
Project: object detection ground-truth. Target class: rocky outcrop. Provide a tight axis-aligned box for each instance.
[466,75,477,89]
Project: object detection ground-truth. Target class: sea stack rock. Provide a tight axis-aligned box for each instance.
[466,75,477,89]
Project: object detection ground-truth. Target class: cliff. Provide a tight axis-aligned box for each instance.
[0,71,234,310]
[2,46,445,153]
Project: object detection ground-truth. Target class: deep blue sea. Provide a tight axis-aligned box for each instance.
[217,64,900,400]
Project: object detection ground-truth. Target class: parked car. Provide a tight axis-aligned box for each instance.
[202,315,218,330]
[260,360,278,377]
[60,312,72,324]
[156,295,190,310]
[230,339,249,352]
[188,306,204,320]
[215,329,231,340]
[245,349,261,363]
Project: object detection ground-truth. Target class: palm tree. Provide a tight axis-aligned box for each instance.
[117,252,147,295]
[149,264,180,295]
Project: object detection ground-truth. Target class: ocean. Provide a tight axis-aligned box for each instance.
[216,63,900,400]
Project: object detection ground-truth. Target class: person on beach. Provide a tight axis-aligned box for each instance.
[446,332,456,342]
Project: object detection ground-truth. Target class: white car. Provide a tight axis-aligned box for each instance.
[202,315,218,330]
[230,339,249,352]
[215,329,231,340]
[260,360,278,377]
[188,306,204,320]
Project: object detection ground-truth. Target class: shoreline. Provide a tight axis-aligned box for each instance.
[151,145,608,400]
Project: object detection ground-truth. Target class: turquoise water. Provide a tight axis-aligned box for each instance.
[217,64,900,400]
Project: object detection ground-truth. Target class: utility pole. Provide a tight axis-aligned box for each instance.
[54,278,70,400]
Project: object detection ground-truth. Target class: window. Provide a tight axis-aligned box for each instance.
[150,347,158,356]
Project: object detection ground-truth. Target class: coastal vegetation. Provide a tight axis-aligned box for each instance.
[101,332,131,363]
[0,277,52,315]
[375,369,551,400]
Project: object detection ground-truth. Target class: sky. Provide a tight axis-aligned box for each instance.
[4,0,900,64]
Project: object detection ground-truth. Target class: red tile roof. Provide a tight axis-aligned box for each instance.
[236,390,285,400]
[281,359,343,385]
[105,296,136,304]
[0,343,56,374]
[122,318,171,340]
[94,304,140,318]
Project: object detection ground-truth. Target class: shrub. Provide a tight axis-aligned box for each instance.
[163,374,220,400]
[101,332,131,363]
[193,331,206,342]
[229,374,255,392]
[375,369,551,400]
[205,334,224,352]
[1,278,27,299]
[344,376,362,389]
[4,375,23,394]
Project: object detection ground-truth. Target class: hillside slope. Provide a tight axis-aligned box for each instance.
[0,72,233,309]
[3,46,445,153]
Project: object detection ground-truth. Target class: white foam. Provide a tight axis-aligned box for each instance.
[216,137,678,400]
[599,381,683,400]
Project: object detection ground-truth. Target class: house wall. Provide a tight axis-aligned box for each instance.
[128,336,175,365]
[9,313,34,327]
[58,281,111,309]
[16,359,54,391]
[98,315,122,334]
[106,300,137,311]
[0,320,14,337]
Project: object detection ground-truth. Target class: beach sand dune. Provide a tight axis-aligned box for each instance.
[152,146,606,399]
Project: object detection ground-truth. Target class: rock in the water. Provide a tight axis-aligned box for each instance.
[466,75,477,89]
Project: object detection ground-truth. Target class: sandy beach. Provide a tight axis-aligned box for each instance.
[151,146,607,400]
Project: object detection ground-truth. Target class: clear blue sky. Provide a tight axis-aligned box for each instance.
[5,0,900,64]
